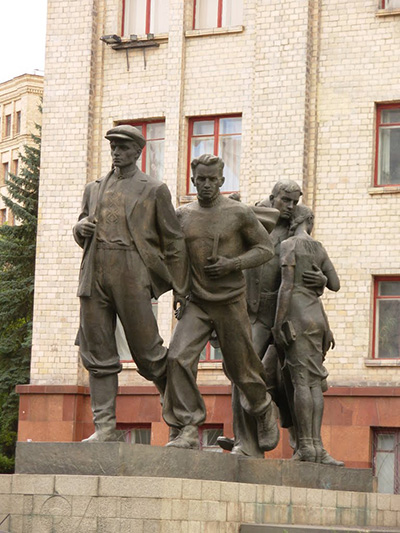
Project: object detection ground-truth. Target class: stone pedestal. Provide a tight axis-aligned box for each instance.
[16,442,374,493]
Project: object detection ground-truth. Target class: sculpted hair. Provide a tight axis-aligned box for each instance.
[289,204,314,234]
[270,179,303,199]
[191,154,225,175]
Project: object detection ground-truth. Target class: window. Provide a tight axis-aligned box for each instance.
[188,115,242,194]
[15,111,21,134]
[120,120,165,181]
[117,423,151,444]
[381,0,400,8]
[375,104,400,186]
[199,425,223,452]
[4,115,11,138]
[373,277,400,358]
[1,163,8,186]
[0,209,6,226]
[116,300,158,361]
[373,429,400,494]
[193,0,243,29]
[200,343,222,362]
[123,0,169,36]
[12,159,19,176]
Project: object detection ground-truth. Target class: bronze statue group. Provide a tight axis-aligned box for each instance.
[73,125,343,466]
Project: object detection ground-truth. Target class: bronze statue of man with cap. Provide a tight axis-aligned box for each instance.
[73,125,188,442]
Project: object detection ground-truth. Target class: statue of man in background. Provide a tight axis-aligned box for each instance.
[218,179,328,457]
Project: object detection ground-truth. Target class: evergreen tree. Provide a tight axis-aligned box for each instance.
[0,116,40,472]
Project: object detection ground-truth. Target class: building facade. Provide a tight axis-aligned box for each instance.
[16,0,400,492]
[0,74,43,224]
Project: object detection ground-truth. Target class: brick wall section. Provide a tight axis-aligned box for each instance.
[31,0,99,384]
[313,0,400,384]
[1,474,400,532]
[31,0,400,387]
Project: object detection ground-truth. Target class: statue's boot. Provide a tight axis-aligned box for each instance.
[313,439,344,466]
[82,373,119,442]
[168,426,180,442]
[165,425,199,449]
[256,402,280,452]
[216,436,234,452]
[231,445,252,457]
[293,438,316,462]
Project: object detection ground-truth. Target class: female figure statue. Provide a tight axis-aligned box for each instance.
[272,205,343,465]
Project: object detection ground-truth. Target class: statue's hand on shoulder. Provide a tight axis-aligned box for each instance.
[75,216,97,239]
[204,256,238,279]
[302,263,327,294]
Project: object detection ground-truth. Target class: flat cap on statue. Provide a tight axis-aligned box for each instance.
[105,125,146,148]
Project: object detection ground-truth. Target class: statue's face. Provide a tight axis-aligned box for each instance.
[110,140,139,169]
[271,190,301,220]
[192,163,224,202]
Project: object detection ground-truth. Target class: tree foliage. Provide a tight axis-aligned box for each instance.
[0,118,40,472]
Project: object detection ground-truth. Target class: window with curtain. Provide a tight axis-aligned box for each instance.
[1,163,8,187]
[373,277,400,359]
[117,423,152,444]
[194,0,243,29]
[188,115,242,194]
[373,429,400,494]
[381,0,400,8]
[118,120,165,181]
[375,104,400,186]
[4,115,11,138]
[116,300,158,361]
[123,0,169,36]
[199,425,223,452]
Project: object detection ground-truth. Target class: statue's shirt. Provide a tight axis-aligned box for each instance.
[177,195,272,304]
[96,171,134,247]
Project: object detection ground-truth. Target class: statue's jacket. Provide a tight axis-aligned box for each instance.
[73,167,189,299]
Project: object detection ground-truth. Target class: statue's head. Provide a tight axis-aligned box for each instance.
[269,179,302,220]
[105,125,146,169]
[191,154,225,203]
[289,204,314,235]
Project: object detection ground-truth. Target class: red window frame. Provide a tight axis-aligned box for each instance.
[118,119,165,176]
[187,114,242,195]
[381,1,400,8]
[193,0,224,29]
[200,341,222,362]
[375,103,400,187]
[121,0,152,36]
[372,276,400,359]
[0,209,6,225]
[373,428,400,494]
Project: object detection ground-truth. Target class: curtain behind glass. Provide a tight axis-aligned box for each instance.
[222,0,243,26]
[151,0,169,33]
[195,0,218,29]
[385,0,400,8]
[124,0,146,36]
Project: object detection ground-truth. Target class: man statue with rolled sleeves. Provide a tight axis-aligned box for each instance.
[73,125,188,442]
